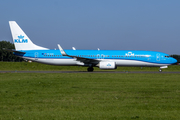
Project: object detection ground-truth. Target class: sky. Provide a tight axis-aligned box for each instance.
[0,0,180,54]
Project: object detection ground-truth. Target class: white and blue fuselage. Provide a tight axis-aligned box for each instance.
[15,50,176,67]
[9,21,177,72]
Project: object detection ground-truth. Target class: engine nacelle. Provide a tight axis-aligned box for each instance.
[99,62,116,69]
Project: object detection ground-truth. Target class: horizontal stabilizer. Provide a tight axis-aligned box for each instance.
[3,48,26,54]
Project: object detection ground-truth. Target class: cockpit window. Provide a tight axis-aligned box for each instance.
[165,56,170,58]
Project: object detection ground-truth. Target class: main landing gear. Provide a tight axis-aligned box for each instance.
[87,67,94,72]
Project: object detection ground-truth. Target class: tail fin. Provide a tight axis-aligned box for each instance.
[9,21,48,50]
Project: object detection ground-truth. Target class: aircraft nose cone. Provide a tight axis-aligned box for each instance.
[172,58,177,64]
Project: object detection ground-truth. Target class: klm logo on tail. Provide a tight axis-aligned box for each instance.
[14,35,28,43]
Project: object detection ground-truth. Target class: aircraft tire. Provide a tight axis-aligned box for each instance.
[87,67,94,72]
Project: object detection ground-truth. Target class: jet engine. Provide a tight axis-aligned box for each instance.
[99,61,116,69]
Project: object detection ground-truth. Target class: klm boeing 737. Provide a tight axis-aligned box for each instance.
[8,21,177,72]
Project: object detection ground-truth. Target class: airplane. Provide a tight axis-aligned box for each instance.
[8,21,177,72]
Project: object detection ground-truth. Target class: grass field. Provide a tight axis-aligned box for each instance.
[0,72,180,120]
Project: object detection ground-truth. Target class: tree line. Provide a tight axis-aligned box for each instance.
[0,41,23,62]
[0,40,180,63]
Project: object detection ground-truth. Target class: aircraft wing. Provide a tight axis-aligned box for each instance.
[73,56,99,63]
[3,48,26,54]
[57,44,99,64]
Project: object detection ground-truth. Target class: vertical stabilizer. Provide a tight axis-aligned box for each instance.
[9,21,48,50]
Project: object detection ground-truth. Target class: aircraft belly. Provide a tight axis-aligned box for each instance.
[114,59,169,67]
[43,59,77,65]
[23,57,77,65]
[115,59,146,66]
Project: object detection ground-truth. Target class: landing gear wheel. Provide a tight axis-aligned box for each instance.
[159,69,162,72]
[87,67,94,72]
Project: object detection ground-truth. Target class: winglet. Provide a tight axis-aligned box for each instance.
[58,44,67,56]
